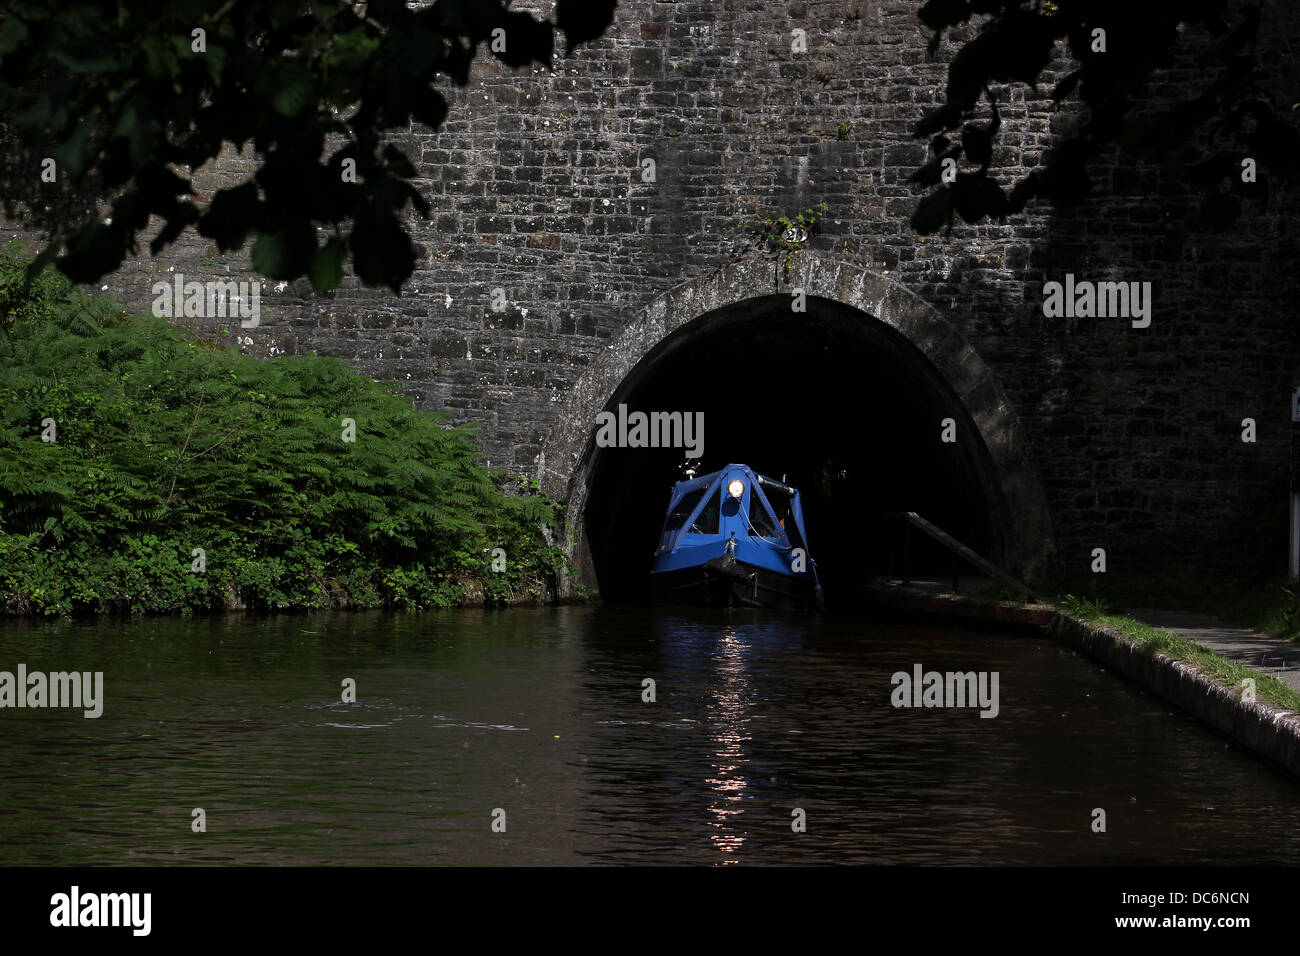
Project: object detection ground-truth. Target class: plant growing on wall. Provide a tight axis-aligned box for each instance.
[722,201,830,271]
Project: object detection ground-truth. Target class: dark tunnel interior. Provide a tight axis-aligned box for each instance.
[581,296,1010,606]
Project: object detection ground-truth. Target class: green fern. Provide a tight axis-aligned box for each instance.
[0,244,569,616]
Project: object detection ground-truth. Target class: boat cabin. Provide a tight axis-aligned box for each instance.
[655,463,811,559]
[651,463,822,609]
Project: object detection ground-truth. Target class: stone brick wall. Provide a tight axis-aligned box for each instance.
[7,0,1298,584]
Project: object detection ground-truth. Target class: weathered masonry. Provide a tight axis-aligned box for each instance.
[12,0,1300,599]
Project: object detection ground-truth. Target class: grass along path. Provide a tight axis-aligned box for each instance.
[1059,596,1300,712]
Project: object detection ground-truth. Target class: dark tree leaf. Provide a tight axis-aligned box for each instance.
[58,221,125,284]
[198,181,263,252]
[0,0,616,287]
[266,61,314,118]
[149,205,201,255]
[962,123,993,167]
[1050,70,1080,103]
[1005,174,1040,214]
[953,172,1006,223]
[382,143,417,179]
[443,38,475,86]
[251,222,316,280]
[907,0,1291,234]
[556,0,618,54]
[914,103,963,138]
[919,0,971,31]
[350,211,414,293]
[1036,141,1092,207]
[0,15,28,57]
[490,11,554,69]
[53,119,94,180]
[410,87,449,130]
[911,187,955,234]
[309,237,348,294]
[946,37,990,109]
[910,152,957,187]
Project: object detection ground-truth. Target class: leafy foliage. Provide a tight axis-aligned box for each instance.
[0,243,565,616]
[911,1,1298,236]
[724,201,830,270]
[0,0,618,292]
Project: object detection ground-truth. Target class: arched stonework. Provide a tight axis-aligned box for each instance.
[541,255,1055,596]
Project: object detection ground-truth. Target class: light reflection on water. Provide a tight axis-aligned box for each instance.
[0,604,1298,865]
[705,628,751,861]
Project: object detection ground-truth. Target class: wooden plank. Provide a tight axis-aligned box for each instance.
[892,511,1038,600]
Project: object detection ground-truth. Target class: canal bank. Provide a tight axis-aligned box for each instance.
[865,579,1300,782]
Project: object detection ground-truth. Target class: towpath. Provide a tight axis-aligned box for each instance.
[1128,609,1300,692]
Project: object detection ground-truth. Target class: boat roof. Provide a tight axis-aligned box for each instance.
[659,463,812,556]
[671,463,796,496]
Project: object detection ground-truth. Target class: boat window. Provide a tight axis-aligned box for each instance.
[748,491,780,539]
[689,489,720,534]
[663,488,706,535]
[768,494,791,529]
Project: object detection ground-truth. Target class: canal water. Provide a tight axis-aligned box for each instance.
[2,606,1298,866]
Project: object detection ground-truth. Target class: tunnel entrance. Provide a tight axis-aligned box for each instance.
[583,297,1011,604]
[542,260,1053,605]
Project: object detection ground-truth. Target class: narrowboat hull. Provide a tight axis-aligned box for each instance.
[651,552,823,610]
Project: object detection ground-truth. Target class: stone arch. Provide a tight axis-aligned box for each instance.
[541,256,1054,599]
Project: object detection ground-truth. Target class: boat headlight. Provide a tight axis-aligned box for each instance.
[727,479,745,499]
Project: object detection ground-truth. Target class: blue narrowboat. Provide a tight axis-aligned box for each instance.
[651,463,824,610]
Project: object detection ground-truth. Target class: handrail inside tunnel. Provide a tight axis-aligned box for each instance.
[884,511,1039,602]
